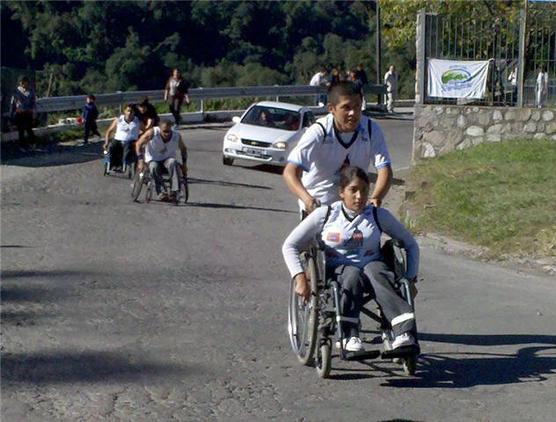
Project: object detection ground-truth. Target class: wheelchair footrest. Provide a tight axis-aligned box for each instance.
[381,345,420,360]
[342,349,381,361]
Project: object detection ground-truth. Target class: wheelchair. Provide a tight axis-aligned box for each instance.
[131,162,189,205]
[287,238,418,379]
[103,141,136,179]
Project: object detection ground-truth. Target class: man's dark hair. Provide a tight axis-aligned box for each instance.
[328,81,362,105]
[339,165,370,191]
[159,120,172,130]
[87,94,96,101]
[19,76,30,84]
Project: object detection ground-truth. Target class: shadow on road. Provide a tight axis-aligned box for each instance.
[380,332,556,389]
[236,163,284,175]
[1,309,51,326]
[0,245,34,249]
[1,351,191,385]
[1,140,103,168]
[186,201,296,214]
[188,177,272,190]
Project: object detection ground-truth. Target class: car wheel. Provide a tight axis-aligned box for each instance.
[223,156,234,166]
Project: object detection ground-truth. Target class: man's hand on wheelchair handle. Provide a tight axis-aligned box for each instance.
[302,195,320,214]
[294,273,311,303]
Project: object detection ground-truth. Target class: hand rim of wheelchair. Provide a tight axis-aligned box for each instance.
[287,250,318,366]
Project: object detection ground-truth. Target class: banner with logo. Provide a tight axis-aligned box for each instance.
[428,59,490,99]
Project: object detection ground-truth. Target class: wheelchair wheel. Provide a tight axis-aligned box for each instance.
[131,171,144,202]
[315,341,331,379]
[402,355,417,376]
[287,252,318,366]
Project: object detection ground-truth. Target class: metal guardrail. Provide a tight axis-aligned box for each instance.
[35,84,387,113]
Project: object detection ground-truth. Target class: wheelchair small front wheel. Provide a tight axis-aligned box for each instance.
[315,341,331,379]
[402,355,417,376]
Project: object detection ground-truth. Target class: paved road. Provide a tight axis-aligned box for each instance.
[2,118,555,421]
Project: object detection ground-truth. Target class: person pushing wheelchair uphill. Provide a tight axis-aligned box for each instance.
[282,166,420,378]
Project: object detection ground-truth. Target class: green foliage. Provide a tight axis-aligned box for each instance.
[2,0,385,97]
[406,139,556,259]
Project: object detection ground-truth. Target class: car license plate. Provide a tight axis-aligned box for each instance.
[243,147,262,156]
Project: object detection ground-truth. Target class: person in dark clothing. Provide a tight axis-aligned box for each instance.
[356,64,368,86]
[134,97,160,131]
[10,76,36,150]
[82,94,101,144]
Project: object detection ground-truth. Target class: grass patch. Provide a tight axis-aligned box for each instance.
[404,138,556,259]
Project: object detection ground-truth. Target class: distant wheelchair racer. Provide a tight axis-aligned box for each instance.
[135,120,188,203]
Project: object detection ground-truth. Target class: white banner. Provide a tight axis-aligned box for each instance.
[428,59,490,99]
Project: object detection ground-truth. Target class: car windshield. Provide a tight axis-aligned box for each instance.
[241,106,300,131]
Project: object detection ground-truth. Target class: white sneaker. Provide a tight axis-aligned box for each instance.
[392,333,416,350]
[342,337,365,352]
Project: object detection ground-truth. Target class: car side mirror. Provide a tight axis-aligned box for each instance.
[232,116,241,124]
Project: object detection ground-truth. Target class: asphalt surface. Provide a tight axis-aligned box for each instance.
[2,117,556,421]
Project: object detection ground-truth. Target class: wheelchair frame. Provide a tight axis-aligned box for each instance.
[103,141,137,179]
[288,238,418,378]
[131,164,189,205]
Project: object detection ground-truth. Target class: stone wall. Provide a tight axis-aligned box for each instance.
[413,105,556,160]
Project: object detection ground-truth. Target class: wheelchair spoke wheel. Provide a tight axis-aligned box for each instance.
[287,252,318,366]
[315,341,331,379]
[131,171,144,202]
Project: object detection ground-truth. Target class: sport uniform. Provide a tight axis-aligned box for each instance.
[145,127,183,194]
[282,201,419,339]
[287,114,391,209]
[110,115,141,166]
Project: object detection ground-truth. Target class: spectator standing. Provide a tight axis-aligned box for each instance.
[384,65,399,113]
[507,67,517,105]
[536,66,549,108]
[356,63,369,86]
[350,69,366,111]
[309,67,329,106]
[164,69,190,127]
[82,94,101,144]
[10,76,36,150]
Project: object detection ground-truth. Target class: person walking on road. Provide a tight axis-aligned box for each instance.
[10,76,36,151]
[164,69,190,127]
[283,81,393,215]
[82,94,101,144]
[384,65,399,113]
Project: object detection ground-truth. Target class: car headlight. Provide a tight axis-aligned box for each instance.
[226,133,239,143]
[273,141,287,150]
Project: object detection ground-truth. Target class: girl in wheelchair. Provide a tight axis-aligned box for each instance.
[282,165,419,355]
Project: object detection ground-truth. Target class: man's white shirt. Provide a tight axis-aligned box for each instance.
[287,114,391,207]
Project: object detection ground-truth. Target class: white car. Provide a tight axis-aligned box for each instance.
[222,101,315,166]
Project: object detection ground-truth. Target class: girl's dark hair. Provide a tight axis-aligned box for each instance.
[339,165,370,191]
